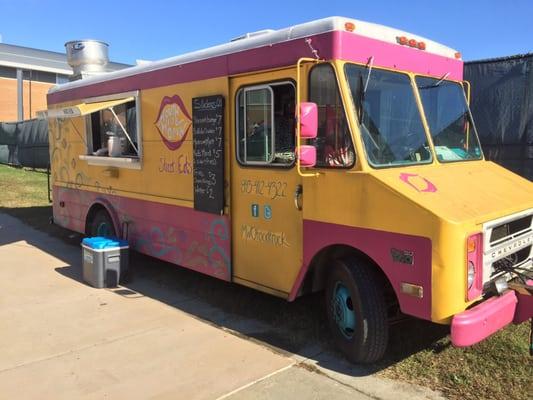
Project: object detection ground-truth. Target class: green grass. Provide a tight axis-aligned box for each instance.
[378,322,532,400]
[1,164,531,400]
[0,164,50,207]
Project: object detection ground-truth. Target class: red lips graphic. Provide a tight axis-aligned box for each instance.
[155,95,192,151]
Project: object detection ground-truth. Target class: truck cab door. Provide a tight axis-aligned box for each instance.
[229,71,303,297]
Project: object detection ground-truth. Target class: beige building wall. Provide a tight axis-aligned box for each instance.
[0,77,54,122]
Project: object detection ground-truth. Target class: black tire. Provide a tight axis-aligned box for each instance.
[325,257,389,363]
[88,209,116,238]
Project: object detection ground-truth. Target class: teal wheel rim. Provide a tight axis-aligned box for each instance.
[332,282,356,339]
[96,222,112,237]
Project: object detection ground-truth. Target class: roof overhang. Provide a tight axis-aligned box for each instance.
[0,60,72,75]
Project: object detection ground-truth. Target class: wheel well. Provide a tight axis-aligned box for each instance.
[302,245,400,319]
[85,203,111,235]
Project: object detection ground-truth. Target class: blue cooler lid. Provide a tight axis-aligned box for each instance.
[114,238,129,247]
[82,237,128,249]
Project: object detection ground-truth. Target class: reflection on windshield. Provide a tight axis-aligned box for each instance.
[345,64,431,167]
[416,77,482,162]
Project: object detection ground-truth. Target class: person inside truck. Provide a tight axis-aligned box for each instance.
[247,119,270,161]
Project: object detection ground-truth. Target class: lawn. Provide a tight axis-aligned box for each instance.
[379,322,532,399]
[0,164,531,400]
[0,164,49,208]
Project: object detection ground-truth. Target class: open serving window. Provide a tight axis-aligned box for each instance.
[47,91,142,169]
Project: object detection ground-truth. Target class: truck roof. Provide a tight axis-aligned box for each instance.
[49,16,459,95]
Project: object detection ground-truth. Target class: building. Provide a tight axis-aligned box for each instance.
[0,42,129,122]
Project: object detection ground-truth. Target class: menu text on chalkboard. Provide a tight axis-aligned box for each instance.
[192,95,225,214]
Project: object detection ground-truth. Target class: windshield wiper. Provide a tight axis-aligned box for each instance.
[357,56,374,121]
[434,72,450,86]
[357,75,365,121]
[418,72,450,90]
[363,56,374,92]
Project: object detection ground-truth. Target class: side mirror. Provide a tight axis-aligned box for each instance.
[299,145,316,167]
[299,102,318,139]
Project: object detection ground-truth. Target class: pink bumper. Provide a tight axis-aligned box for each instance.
[451,291,518,347]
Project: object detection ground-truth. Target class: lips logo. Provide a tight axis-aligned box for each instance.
[155,95,192,151]
[399,173,437,193]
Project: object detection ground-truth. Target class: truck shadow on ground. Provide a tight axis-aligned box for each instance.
[2,206,450,377]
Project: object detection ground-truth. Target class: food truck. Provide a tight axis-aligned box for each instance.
[46,17,533,363]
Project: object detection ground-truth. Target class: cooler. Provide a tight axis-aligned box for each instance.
[82,237,129,288]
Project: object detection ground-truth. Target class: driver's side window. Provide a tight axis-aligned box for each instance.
[309,64,355,168]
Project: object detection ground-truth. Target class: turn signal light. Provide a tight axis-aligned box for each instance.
[344,22,356,32]
[455,52,462,59]
[467,236,477,253]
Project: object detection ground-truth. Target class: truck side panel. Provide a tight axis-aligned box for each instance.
[53,186,231,280]
[49,77,232,281]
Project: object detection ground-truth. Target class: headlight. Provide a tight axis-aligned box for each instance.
[466,233,483,300]
[467,261,475,289]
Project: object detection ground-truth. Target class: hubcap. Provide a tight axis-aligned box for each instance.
[332,282,356,339]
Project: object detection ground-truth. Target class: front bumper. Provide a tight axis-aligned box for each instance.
[451,289,532,347]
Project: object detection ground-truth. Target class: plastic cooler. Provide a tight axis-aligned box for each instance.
[81,237,129,288]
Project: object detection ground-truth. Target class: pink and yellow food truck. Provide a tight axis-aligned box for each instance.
[46,17,533,363]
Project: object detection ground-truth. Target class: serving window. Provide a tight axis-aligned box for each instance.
[47,91,142,168]
[85,94,140,159]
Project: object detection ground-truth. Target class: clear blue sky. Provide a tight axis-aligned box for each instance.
[1,0,531,64]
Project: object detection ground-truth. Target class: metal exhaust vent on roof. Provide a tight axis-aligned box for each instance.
[230,29,275,42]
[65,39,109,80]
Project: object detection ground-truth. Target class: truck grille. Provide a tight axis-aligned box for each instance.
[489,215,532,245]
[492,245,531,273]
[483,209,533,285]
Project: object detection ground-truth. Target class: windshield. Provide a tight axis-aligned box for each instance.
[416,77,482,162]
[345,64,432,167]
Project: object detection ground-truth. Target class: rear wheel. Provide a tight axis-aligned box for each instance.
[87,209,130,284]
[325,257,389,363]
[88,209,116,238]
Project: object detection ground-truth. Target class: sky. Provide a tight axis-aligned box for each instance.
[0,0,532,65]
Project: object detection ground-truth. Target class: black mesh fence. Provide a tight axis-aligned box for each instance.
[0,118,49,169]
[465,54,533,180]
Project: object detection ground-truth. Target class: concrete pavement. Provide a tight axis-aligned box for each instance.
[0,212,444,399]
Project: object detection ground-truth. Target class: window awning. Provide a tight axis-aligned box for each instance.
[45,97,135,119]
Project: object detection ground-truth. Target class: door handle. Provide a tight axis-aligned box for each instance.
[294,184,303,210]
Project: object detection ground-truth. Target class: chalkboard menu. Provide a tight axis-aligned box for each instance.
[192,95,225,214]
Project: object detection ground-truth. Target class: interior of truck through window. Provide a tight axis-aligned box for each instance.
[236,81,295,166]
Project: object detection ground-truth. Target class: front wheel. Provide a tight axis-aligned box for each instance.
[325,257,389,363]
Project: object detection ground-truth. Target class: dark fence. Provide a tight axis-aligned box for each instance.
[465,54,533,180]
[0,118,49,169]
